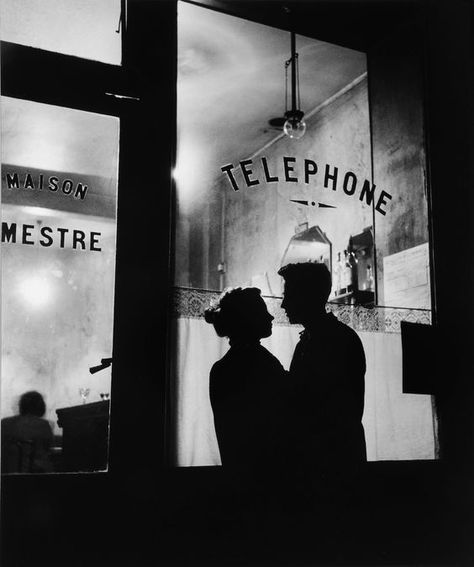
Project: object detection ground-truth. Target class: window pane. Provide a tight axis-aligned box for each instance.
[1,97,119,473]
[171,2,436,467]
[0,0,121,65]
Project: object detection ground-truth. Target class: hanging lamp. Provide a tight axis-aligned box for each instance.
[283,31,306,140]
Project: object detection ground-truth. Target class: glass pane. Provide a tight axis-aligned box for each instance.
[1,97,119,473]
[171,2,436,467]
[0,0,121,65]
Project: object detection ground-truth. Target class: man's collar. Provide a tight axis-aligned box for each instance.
[302,311,337,338]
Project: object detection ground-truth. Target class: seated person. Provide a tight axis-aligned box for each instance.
[1,391,54,473]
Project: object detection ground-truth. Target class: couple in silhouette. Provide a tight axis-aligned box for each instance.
[205,262,366,475]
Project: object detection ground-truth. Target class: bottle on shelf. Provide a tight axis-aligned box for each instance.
[348,250,358,293]
[343,249,352,292]
[366,264,374,292]
[336,251,342,295]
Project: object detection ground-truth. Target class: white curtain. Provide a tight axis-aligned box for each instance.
[171,318,436,466]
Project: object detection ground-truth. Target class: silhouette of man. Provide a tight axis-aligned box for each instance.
[278,262,367,471]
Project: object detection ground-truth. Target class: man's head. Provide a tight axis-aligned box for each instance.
[278,262,332,325]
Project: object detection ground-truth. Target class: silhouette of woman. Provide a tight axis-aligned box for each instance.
[205,287,286,469]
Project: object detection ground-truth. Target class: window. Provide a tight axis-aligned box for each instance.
[0,0,122,65]
[1,13,122,473]
[171,1,436,466]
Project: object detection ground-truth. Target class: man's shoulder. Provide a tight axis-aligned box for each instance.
[328,313,360,336]
[324,314,365,356]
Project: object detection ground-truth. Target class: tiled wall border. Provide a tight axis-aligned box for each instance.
[171,287,432,333]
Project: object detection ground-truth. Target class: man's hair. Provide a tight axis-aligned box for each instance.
[278,262,332,304]
[19,391,46,417]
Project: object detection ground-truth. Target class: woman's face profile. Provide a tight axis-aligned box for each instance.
[217,289,274,341]
[248,295,274,339]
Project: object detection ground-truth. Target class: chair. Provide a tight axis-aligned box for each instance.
[1,438,35,473]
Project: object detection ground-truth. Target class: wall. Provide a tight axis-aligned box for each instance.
[179,51,432,309]
[219,76,373,295]
[370,28,430,308]
[174,184,223,291]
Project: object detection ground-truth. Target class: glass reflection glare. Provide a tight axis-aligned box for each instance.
[18,276,53,309]
[283,117,307,139]
[79,387,90,405]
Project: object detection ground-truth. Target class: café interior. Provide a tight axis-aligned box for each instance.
[1,1,473,566]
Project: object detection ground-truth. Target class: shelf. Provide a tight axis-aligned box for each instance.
[330,289,375,306]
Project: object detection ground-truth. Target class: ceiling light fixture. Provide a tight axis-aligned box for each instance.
[283,31,306,140]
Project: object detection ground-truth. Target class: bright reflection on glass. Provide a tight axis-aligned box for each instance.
[18,275,53,309]
[20,206,61,218]
[283,116,307,140]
